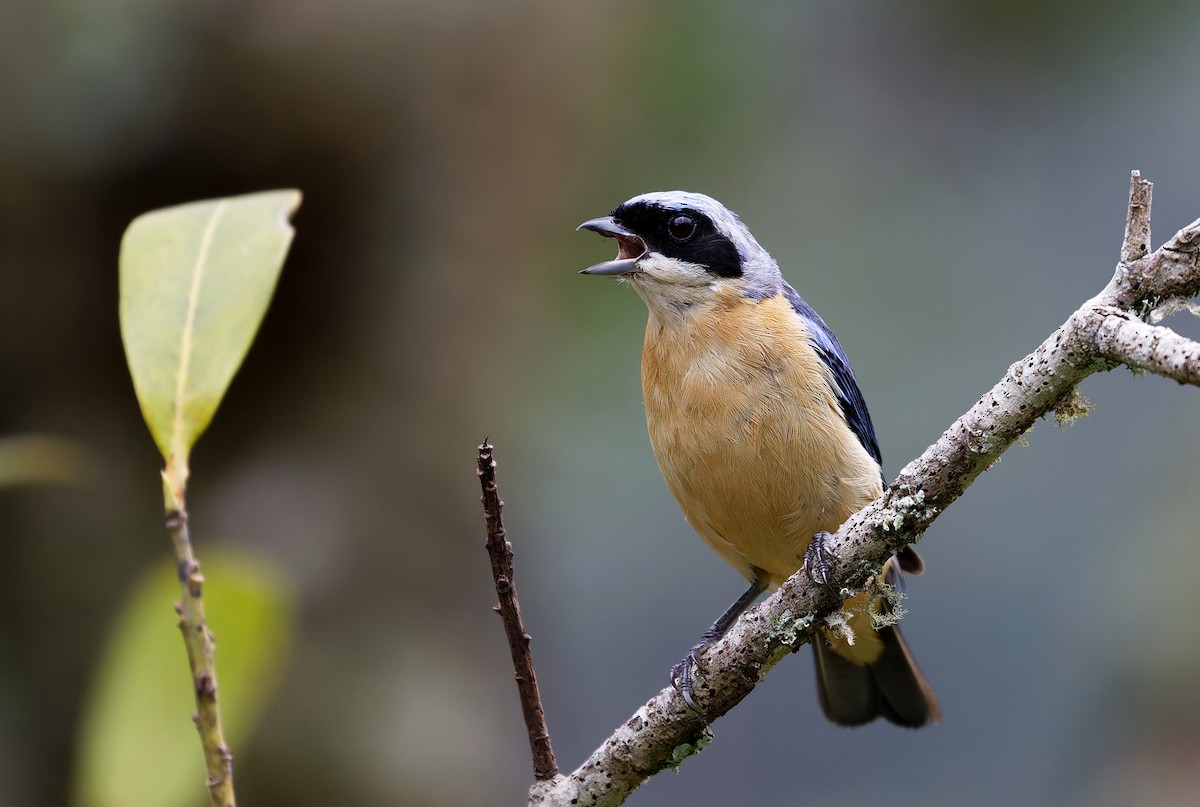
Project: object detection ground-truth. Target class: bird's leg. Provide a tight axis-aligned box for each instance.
[802,531,838,593]
[671,572,767,713]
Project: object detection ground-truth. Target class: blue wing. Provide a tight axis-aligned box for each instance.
[782,283,883,471]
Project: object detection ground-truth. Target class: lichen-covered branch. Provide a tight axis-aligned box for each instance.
[1093,309,1200,385]
[522,172,1200,806]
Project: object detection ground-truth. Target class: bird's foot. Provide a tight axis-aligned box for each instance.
[803,531,838,593]
[670,643,710,714]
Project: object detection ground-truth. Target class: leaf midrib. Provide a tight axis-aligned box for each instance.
[171,200,228,457]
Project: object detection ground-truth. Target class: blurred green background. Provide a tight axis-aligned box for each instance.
[3,1,1200,805]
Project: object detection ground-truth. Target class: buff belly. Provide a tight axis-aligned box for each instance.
[640,291,883,589]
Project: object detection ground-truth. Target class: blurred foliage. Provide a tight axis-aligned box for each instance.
[0,435,94,488]
[1,2,1199,806]
[71,551,293,807]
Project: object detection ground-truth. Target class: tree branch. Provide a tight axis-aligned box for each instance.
[1094,309,1200,385]
[162,478,235,807]
[525,172,1200,806]
[478,442,558,781]
[1121,169,1153,264]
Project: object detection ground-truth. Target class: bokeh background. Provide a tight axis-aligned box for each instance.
[3,1,1200,805]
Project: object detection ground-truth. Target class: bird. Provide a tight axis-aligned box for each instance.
[577,191,940,727]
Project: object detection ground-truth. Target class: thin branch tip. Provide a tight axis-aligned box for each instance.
[477,441,559,782]
[164,496,237,806]
[1121,170,1154,264]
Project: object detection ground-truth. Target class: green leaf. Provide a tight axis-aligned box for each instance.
[72,550,294,807]
[119,190,301,492]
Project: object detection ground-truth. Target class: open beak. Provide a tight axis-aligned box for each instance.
[577,216,648,276]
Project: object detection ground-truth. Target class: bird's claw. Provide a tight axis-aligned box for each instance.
[803,531,838,593]
[670,647,707,714]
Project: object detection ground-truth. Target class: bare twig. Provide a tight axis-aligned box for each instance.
[1094,309,1200,385]
[477,442,558,781]
[523,172,1200,806]
[162,478,235,807]
[1121,169,1153,263]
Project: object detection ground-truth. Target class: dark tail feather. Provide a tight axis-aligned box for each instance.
[813,638,877,725]
[812,625,941,728]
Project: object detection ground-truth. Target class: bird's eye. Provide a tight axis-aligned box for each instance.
[668,215,696,240]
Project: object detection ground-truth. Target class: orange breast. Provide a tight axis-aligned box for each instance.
[641,290,882,586]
